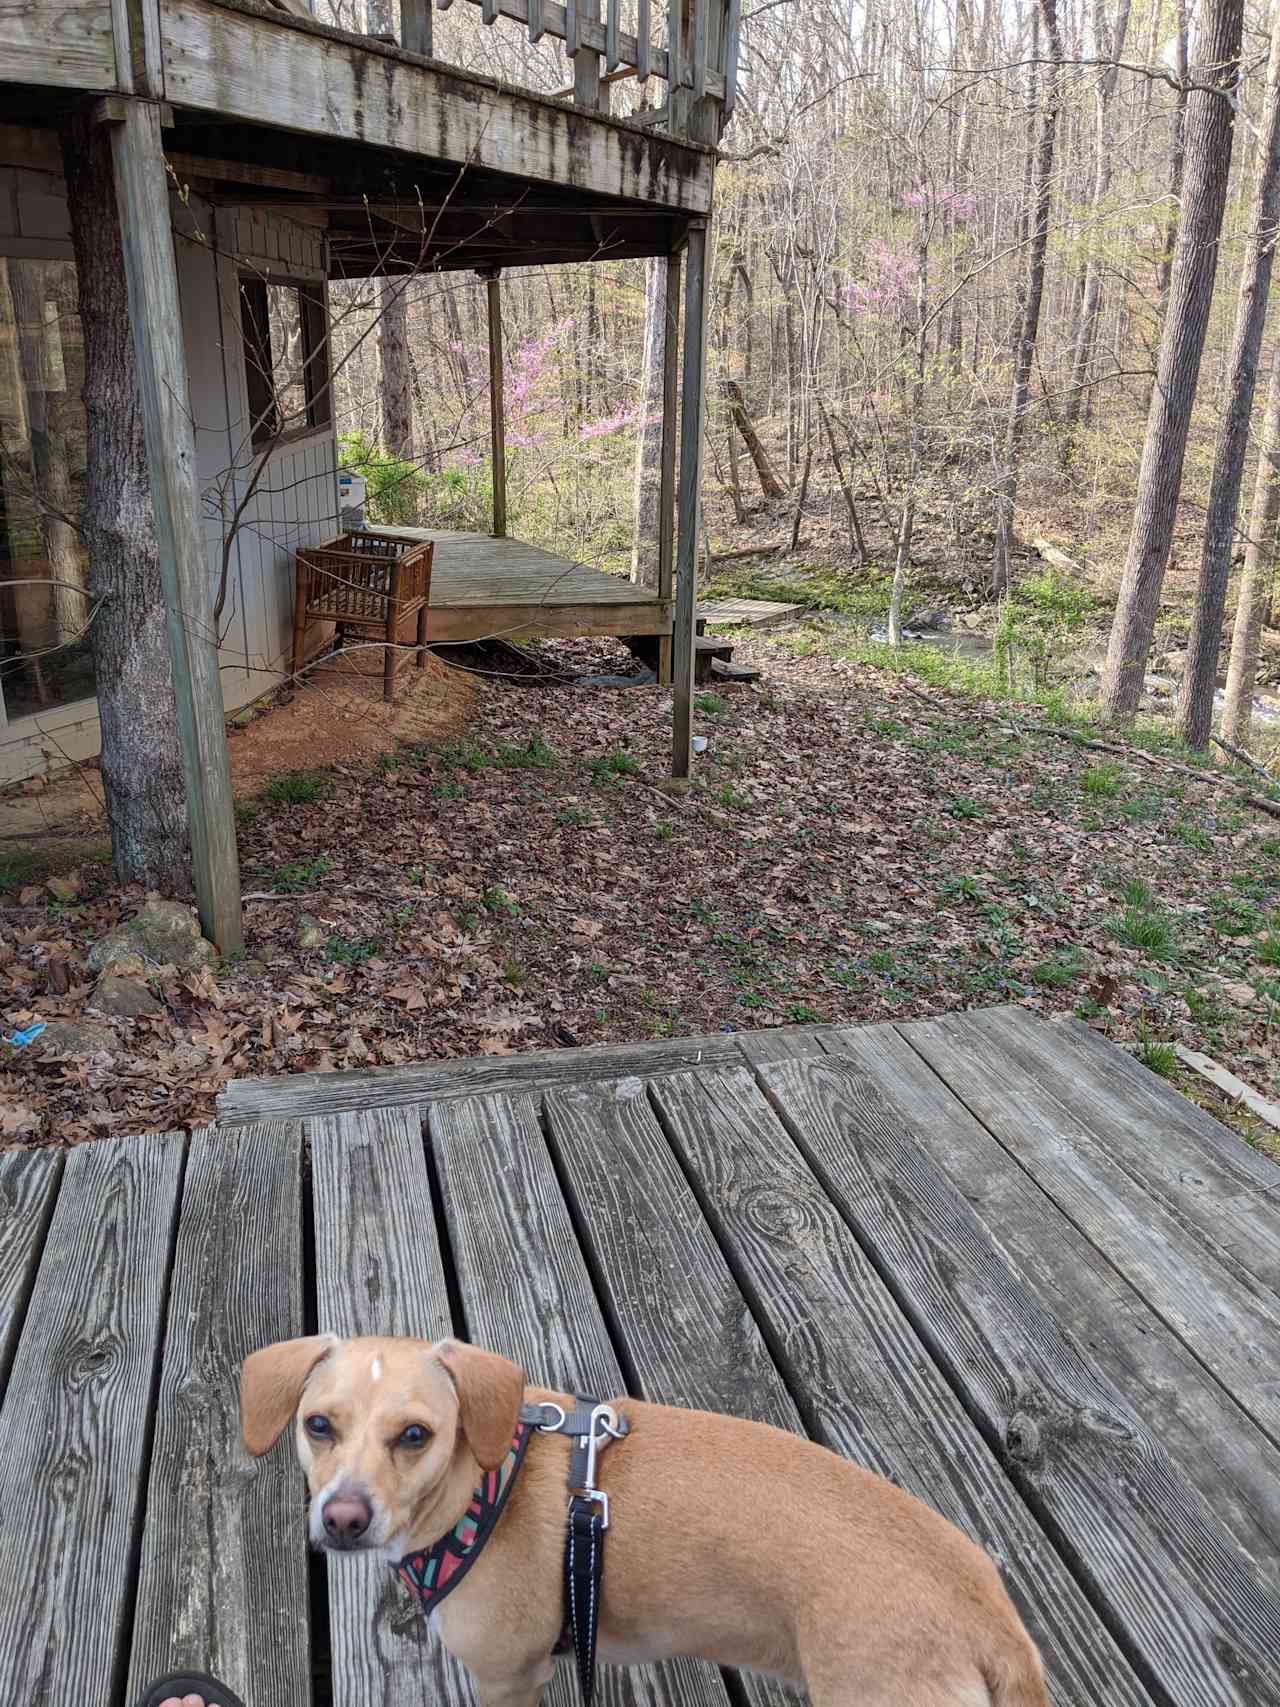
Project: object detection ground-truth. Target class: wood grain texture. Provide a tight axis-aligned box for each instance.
[163,0,715,214]
[430,1090,734,1707]
[0,0,117,89]
[648,1066,1153,1706]
[0,1148,62,1403]
[542,1077,802,1707]
[901,1008,1280,1441]
[758,1049,1280,1707]
[310,1107,469,1707]
[0,1131,184,1703]
[832,1021,1280,1595]
[127,1124,310,1706]
[219,1030,750,1123]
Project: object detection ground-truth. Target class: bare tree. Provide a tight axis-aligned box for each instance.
[1222,346,1280,747]
[1177,11,1280,748]
[379,275,416,467]
[1100,0,1244,723]
[59,108,189,891]
[991,0,1064,596]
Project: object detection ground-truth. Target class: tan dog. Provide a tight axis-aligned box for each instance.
[241,1334,1049,1707]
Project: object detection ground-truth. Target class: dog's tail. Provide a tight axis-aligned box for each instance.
[985,1640,1051,1707]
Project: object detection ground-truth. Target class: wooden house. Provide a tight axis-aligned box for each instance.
[0,0,735,941]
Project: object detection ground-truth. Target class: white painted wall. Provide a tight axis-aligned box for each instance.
[0,163,339,784]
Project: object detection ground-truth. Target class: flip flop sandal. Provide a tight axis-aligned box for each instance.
[135,1674,246,1707]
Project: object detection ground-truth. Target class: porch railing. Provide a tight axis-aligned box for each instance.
[398,0,739,141]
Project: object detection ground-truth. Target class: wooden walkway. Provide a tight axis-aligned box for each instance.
[2,1006,1280,1706]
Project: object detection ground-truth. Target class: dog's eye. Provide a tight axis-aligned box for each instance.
[397,1424,431,1449]
[304,1414,333,1440]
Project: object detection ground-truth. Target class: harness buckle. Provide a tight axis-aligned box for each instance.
[569,1487,610,1529]
[535,1401,567,1432]
[581,1403,618,1491]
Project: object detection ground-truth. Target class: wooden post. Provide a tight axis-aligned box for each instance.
[656,249,682,686]
[104,98,243,952]
[483,269,507,539]
[400,0,432,54]
[573,0,603,108]
[672,222,708,778]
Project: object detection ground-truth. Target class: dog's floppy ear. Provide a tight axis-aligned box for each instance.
[434,1339,526,1471]
[241,1335,338,1458]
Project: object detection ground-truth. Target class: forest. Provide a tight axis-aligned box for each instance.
[326,0,1280,755]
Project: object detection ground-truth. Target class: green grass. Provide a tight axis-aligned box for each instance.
[264,769,331,806]
[946,794,986,821]
[271,854,333,893]
[324,934,381,964]
[1029,949,1087,988]
[438,739,493,773]
[654,819,676,841]
[1119,876,1155,909]
[0,850,35,892]
[502,958,528,988]
[1211,896,1262,937]
[1114,905,1178,960]
[695,692,730,715]
[482,885,519,916]
[557,803,595,829]
[1172,819,1214,851]
[717,783,750,811]
[494,733,557,769]
[1135,1033,1179,1078]
[1256,933,1280,967]
[1080,761,1123,798]
[937,874,984,905]
[589,748,641,784]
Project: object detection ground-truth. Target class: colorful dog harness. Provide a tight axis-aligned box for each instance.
[393,1395,629,1705]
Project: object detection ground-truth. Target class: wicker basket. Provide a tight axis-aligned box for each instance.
[292,530,433,702]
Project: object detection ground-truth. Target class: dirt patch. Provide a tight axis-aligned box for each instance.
[1,654,477,870]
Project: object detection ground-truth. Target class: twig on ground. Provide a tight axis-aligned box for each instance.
[1211,734,1274,781]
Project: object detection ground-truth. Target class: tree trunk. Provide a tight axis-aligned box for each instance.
[991,0,1062,595]
[1100,0,1244,722]
[378,276,415,466]
[1222,346,1280,747]
[1177,13,1280,748]
[1062,0,1132,440]
[723,378,786,498]
[1154,0,1191,313]
[60,108,189,893]
[630,256,668,587]
[890,240,928,645]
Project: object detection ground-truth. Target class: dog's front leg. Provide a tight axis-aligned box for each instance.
[466,1653,554,1707]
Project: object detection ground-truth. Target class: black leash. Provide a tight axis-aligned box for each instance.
[528,1396,629,1705]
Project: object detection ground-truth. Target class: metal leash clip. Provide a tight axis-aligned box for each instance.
[573,1403,624,1528]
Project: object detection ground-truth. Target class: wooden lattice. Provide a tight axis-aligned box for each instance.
[292,531,433,702]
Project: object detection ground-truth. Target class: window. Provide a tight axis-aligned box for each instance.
[0,256,94,722]
[240,276,331,450]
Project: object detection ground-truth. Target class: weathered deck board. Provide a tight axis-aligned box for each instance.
[835,1021,1280,1592]
[980,1008,1280,1285]
[902,1009,1280,1441]
[310,1107,469,1707]
[759,1050,1280,1707]
[0,1132,184,1704]
[127,1124,311,1706]
[649,1066,1153,1706]
[218,1031,753,1124]
[543,1078,803,1707]
[431,1090,729,1707]
[0,1148,62,1401]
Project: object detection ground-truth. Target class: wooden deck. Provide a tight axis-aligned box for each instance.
[2,1005,1280,1706]
[407,531,673,646]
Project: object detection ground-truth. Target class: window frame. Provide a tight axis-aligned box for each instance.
[239,274,332,451]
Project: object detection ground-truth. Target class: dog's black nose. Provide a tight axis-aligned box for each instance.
[323,1493,373,1545]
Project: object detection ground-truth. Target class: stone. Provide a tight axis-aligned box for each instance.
[38,1018,115,1056]
[88,975,164,1019]
[88,899,218,976]
[296,915,327,950]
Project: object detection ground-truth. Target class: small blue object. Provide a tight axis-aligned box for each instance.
[4,1023,46,1048]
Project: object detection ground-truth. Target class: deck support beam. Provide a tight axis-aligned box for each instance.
[656,249,682,686]
[104,97,243,952]
[483,268,507,539]
[672,221,708,777]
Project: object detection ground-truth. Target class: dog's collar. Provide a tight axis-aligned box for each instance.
[393,1408,541,1614]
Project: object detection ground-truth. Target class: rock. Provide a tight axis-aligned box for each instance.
[296,915,327,950]
[1155,649,1188,675]
[38,1018,115,1056]
[88,975,164,1019]
[88,899,217,976]
[911,609,952,633]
